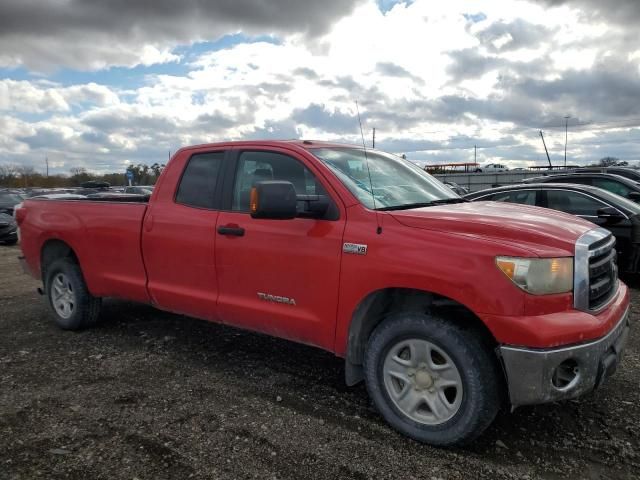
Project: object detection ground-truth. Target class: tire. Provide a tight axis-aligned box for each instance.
[364,312,501,446]
[44,258,101,330]
[2,238,17,246]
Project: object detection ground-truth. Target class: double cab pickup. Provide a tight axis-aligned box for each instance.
[17,140,631,445]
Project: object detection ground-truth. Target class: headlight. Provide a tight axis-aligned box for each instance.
[496,256,573,295]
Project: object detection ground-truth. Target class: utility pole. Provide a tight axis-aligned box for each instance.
[45,156,49,177]
[564,115,571,168]
[372,128,376,149]
[474,145,477,165]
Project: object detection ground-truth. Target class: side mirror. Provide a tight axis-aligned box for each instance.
[597,206,624,222]
[628,192,640,201]
[250,181,297,220]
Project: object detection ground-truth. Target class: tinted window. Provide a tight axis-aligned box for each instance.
[175,152,224,209]
[232,151,328,212]
[0,193,23,204]
[606,169,640,181]
[546,190,605,216]
[547,176,591,185]
[592,178,632,197]
[594,188,640,213]
[490,190,536,205]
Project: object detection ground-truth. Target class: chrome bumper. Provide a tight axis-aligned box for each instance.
[500,306,630,407]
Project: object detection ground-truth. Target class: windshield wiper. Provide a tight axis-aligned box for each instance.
[376,198,468,211]
[428,198,468,205]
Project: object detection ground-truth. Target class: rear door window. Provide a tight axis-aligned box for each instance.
[175,151,224,209]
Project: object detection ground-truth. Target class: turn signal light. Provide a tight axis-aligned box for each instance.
[250,187,258,214]
[496,256,573,295]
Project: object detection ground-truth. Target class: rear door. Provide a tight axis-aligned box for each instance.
[214,146,346,350]
[142,149,227,321]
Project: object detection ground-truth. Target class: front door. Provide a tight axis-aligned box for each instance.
[215,147,346,350]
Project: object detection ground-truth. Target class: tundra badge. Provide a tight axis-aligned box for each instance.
[343,243,367,255]
[257,292,296,306]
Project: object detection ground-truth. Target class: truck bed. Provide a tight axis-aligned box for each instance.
[19,198,151,304]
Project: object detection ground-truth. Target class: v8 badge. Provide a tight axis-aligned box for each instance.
[343,243,368,255]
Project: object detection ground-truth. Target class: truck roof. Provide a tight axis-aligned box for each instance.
[178,139,359,153]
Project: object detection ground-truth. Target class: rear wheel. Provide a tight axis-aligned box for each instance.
[45,258,101,330]
[364,312,501,446]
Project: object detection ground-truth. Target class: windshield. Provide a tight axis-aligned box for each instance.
[595,188,640,213]
[312,148,458,210]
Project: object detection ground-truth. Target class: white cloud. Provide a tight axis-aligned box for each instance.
[2,0,640,173]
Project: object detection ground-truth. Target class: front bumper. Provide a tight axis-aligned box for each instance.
[500,305,630,407]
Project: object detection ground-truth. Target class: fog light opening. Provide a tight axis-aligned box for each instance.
[552,359,580,390]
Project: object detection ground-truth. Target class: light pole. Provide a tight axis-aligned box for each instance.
[564,115,571,168]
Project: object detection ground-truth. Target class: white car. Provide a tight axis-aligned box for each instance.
[475,163,508,173]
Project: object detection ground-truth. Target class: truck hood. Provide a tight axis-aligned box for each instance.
[389,201,595,257]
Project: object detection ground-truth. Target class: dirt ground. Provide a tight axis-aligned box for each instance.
[1,245,639,480]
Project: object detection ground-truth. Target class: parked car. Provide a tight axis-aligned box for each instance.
[523,173,640,202]
[0,191,24,215]
[86,192,148,201]
[0,212,18,245]
[124,186,154,195]
[465,183,640,272]
[570,167,640,182]
[474,163,508,173]
[16,140,630,446]
[443,181,468,195]
[31,193,88,200]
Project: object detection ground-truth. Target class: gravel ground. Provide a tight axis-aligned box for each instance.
[1,244,639,480]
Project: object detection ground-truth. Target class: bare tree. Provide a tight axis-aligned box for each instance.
[599,156,622,167]
[0,164,15,180]
[13,165,36,187]
[69,167,87,177]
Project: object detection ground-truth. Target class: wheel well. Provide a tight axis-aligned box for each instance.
[344,288,498,386]
[40,239,79,279]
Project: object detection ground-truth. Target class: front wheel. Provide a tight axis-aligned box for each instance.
[45,258,101,330]
[364,312,501,446]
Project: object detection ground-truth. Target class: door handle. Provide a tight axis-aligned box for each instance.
[217,225,245,236]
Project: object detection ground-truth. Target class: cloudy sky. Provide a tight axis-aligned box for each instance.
[1,0,640,174]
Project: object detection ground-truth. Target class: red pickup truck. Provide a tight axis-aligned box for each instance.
[17,140,630,446]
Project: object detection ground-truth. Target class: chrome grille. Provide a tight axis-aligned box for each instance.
[574,228,618,312]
